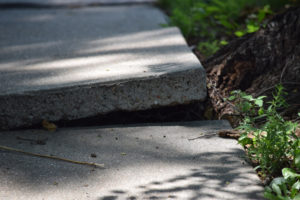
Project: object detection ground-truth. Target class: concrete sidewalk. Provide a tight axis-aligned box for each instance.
[0,1,265,199]
[0,121,264,200]
[0,4,206,130]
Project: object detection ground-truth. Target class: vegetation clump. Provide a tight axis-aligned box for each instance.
[158,1,300,198]
[228,85,300,199]
[158,0,300,57]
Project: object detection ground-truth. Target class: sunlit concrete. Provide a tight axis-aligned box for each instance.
[0,121,264,200]
[0,28,200,94]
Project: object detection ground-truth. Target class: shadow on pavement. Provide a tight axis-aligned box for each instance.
[0,121,264,199]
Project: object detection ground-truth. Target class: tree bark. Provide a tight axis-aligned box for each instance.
[203,6,300,125]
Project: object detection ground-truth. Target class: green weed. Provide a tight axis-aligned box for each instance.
[264,151,300,199]
[229,85,299,175]
[228,85,300,199]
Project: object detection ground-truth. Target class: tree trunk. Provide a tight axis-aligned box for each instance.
[203,6,300,125]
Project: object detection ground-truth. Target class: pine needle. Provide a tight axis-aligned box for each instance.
[0,145,105,168]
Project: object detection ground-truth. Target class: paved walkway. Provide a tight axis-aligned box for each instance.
[0,1,265,199]
[0,121,264,200]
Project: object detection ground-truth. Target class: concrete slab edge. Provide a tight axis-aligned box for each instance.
[0,68,206,130]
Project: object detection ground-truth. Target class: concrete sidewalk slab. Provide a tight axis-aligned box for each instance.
[0,5,206,130]
[0,121,264,200]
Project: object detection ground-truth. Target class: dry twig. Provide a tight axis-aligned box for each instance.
[0,145,105,168]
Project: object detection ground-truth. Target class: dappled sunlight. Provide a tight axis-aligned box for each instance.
[1,49,196,94]
[24,54,195,89]
[0,122,263,199]
[79,28,186,55]
[20,13,57,22]
[0,58,45,71]
[0,41,62,56]
[0,10,199,95]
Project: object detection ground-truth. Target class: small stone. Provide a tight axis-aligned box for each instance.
[91,153,97,158]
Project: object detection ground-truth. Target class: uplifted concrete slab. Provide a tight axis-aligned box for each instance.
[0,121,264,200]
[0,5,206,130]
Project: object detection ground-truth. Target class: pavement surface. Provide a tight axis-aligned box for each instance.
[0,1,265,199]
[0,5,206,129]
[0,121,264,200]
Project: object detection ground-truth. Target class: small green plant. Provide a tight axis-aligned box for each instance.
[197,40,220,57]
[228,85,299,175]
[234,5,273,37]
[264,151,300,199]
[228,85,300,199]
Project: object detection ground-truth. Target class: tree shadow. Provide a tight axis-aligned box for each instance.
[98,154,264,200]
[0,121,264,199]
[0,5,197,95]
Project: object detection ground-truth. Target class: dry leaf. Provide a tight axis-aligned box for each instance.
[296,126,300,137]
[42,120,57,131]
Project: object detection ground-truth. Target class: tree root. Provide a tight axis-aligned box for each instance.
[218,130,241,139]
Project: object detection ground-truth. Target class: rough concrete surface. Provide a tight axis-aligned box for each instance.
[0,5,206,129]
[0,121,264,200]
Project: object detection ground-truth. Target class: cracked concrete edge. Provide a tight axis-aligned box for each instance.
[0,67,206,130]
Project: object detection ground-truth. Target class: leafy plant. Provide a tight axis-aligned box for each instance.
[234,5,273,37]
[228,85,300,199]
[264,151,300,199]
[197,40,220,57]
[229,85,300,175]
